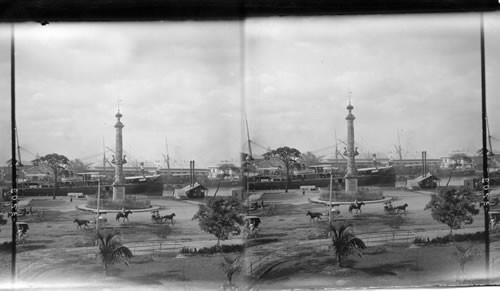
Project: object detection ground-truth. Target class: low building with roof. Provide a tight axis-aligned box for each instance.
[174,182,207,199]
[406,173,440,190]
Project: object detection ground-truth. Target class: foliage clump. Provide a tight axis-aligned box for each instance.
[328,222,366,267]
[95,229,133,275]
[192,197,244,248]
[414,231,486,245]
[263,146,302,193]
[32,153,70,199]
[424,187,479,236]
[180,244,244,254]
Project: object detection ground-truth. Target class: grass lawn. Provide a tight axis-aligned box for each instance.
[254,242,498,289]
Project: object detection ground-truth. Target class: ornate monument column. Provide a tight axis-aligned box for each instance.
[112,110,127,200]
[344,100,359,194]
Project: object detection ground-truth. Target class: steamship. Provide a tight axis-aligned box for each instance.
[246,165,396,191]
[17,172,164,197]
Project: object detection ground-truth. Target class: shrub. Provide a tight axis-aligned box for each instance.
[86,195,151,209]
[413,231,485,245]
[180,244,244,254]
[0,242,12,252]
[319,187,384,202]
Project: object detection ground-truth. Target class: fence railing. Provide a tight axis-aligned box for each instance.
[358,230,416,247]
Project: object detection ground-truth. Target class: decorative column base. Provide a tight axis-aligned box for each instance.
[345,177,358,195]
[113,185,126,201]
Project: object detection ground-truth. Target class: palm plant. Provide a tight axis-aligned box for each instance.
[453,243,480,281]
[96,229,133,275]
[329,222,366,267]
[220,252,242,290]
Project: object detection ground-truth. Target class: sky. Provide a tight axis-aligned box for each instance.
[0,22,243,169]
[244,12,500,161]
[1,12,499,169]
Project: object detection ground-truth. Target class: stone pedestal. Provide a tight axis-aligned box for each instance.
[113,185,125,200]
[345,177,358,194]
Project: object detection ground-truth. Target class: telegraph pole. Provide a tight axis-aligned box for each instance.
[10,23,17,283]
[480,12,490,277]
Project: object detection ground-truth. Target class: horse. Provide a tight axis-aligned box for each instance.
[161,213,176,224]
[73,218,90,229]
[306,211,323,222]
[395,203,409,215]
[116,210,132,222]
[348,201,365,214]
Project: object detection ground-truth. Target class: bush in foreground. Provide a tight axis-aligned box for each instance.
[414,231,485,245]
[180,244,244,254]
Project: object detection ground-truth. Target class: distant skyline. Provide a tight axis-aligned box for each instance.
[1,12,499,170]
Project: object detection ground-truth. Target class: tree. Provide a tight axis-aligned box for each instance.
[32,153,69,199]
[424,187,479,237]
[263,146,301,193]
[328,222,366,267]
[220,252,242,290]
[0,214,7,232]
[192,197,244,249]
[152,224,170,257]
[213,163,239,197]
[69,158,91,174]
[388,215,405,244]
[300,152,324,167]
[95,229,133,276]
[445,153,473,187]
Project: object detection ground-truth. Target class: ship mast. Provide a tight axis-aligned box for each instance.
[396,129,403,165]
[246,114,253,158]
[15,122,23,167]
[102,138,106,179]
[487,118,494,157]
[335,130,338,170]
[165,136,171,170]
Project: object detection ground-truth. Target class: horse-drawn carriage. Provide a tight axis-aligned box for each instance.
[384,201,408,215]
[89,211,108,226]
[247,199,266,211]
[151,210,176,224]
[490,211,500,233]
[16,222,29,244]
[244,215,261,239]
[329,203,341,217]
